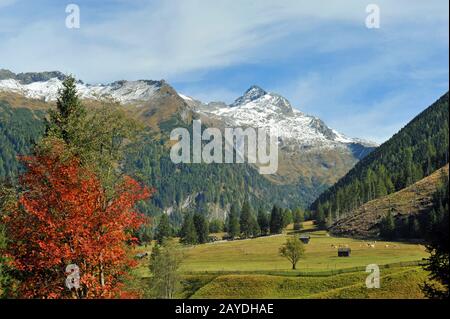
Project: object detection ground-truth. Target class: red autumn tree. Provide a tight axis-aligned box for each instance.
[4,142,152,299]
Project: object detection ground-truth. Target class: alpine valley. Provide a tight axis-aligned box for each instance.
[0,69,376,222]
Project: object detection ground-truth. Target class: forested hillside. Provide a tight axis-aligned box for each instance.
[0,98,311,225]
[123,115,315,223]
[0,100,45,179]
[329,164,448,238]
[312,92,449,225]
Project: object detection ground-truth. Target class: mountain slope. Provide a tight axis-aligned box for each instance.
[0,69,376,215]
[0,83,311,222]
[185,85,376,186]
[312,92,449,225]
[0,99,46,179]
[330,164,449,238]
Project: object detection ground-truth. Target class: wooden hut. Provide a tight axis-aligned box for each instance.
[299,235,311,244]
[337,247,351,257]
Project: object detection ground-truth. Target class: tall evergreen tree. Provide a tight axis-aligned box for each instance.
[180,214,197,245]
[227,204,240,239]
[193,214,209,244]
[257,209,270,235]
[240,201,253,238]
[282,208,293,228]
[45,75,142,199]
[270,205,284,234]
[293,208,304,231]
[47,76,86,144]
[249,214,260,237]
[422,174,449,299]
[208,219,224,233]
[155,214,172,244]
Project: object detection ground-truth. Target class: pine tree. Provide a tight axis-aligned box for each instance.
[257,209,270,235]
[315,204,326,229]
[293,208,304,231]
[47,76,86,144]
[193,214,209,244]
[422,173,449,298]
[249,213,260,237]
[270,205,284,234]
[282,209,293,227]
[325,209,333,228]
[228,204,240,239]
[156,214,172,244]
[208,219,224,233]
[180,214,197,245]
[240,201,253,238]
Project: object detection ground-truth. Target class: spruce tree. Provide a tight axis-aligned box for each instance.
[193,214,209,244]
[240,201,253,238]
[270,205,284,234]
[228,204,240,239]
[282,209,293,228]
[293,208,304,231]
[155,214,172,244]
[257,209,270,235]
[180,214,197,245]
[47,76,86,144]
[250,214,260,237]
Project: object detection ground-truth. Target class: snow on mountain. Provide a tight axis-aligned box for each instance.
[0,70,377,153]
[0,76,163,104]
[190,85,378,152]
[178,93,193,101]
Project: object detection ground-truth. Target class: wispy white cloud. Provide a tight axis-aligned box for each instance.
[0,0,448,142]
[1,0,447,83]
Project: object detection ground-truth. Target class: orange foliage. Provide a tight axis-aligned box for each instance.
[4,147,152,299]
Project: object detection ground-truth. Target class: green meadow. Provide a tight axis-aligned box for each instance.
[134,221,430,299]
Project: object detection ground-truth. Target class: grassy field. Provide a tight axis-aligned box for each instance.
[134,221,431,299]
[187,266,427,299]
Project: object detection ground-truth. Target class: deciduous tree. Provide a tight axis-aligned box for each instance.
[4,143,151,298]
[279,236,305,270]
[149,241,183,299]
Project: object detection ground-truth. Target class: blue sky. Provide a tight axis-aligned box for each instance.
[0,0,448,143]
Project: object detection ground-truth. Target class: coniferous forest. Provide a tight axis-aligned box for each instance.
[312,93,449,226]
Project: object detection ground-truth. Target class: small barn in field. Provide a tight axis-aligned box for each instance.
[337,247,351,257]
[299,235,311,244]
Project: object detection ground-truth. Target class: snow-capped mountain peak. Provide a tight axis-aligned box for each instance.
[231,85,267,107]
[230,85,293,114]
[0,70,164,104]
[0,69,378,155]
[191,86,377,154]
